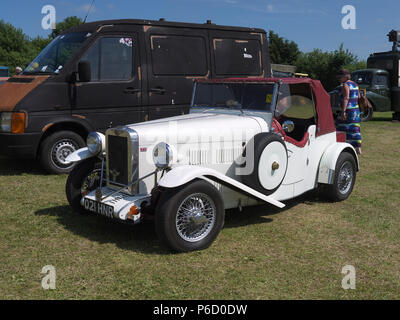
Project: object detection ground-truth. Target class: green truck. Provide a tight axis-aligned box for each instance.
[334,30,400,122]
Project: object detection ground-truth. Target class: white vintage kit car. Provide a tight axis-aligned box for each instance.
[65,78,359,252]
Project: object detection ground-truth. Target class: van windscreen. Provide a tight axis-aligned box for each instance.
[24,32,91,74]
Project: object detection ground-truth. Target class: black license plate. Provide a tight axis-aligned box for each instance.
[83,198,114,218]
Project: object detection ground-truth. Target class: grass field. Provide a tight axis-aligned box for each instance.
[1,112,400,300]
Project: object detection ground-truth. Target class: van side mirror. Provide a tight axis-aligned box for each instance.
[78,61,91,82]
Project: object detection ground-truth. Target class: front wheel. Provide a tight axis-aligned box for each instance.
[155,180,225,252]
[66,158,103,214]
[322,152,357,202]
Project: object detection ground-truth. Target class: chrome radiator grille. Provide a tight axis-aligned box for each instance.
[107,135,129,186]
[106,127,139,194]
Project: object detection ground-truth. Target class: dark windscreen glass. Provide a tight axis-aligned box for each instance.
[351,72,372,85]
[193,83,275,112]
[24,32,91,74]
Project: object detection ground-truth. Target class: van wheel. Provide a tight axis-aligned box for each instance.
[39,131,85,174]
[322,152,356,202]
[66,158,102,214]
[155,180,225,252]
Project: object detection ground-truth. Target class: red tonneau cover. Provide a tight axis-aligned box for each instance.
[196,78,336,137]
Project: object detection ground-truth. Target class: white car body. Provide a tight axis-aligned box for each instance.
[67,78,359,251]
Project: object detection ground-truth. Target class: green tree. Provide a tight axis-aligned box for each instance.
[50,16,83,39]
[0,20,37,74]
[268,30,300,65]
[296,44,362,91]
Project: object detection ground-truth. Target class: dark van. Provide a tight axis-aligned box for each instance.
[0,19,271,174]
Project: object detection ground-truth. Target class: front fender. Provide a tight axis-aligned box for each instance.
[65,147,94,163]
[158,165,285,208]
[317,143,359,184]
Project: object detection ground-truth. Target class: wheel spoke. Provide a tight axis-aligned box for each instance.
[175,193,216,242]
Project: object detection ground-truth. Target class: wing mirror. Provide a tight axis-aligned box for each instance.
[78,61,91,82]
[282,120,295,133]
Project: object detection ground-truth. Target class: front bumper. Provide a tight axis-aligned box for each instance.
[81,187,151,224]
[0,132,41,158]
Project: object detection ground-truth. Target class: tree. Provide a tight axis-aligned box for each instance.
[0,20,37,74]
[50,16,83,39]
[296,44,362,91]
[268,30,300,65]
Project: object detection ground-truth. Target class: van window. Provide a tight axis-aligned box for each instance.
[150,35,207,76]
[213,38,262,76]
[81,37,133,81]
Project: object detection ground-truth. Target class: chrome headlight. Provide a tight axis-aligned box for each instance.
[87,132,105,155]
[153,142,173,169]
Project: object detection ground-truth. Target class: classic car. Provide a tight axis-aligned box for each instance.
[65,77,359,252]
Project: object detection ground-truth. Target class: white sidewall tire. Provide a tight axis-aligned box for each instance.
[258,141,288,190]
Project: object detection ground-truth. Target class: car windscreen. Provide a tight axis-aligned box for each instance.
[192,82,276,112]
[24,32,92,74]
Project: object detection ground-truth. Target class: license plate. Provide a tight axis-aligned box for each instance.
[83,198,114,219]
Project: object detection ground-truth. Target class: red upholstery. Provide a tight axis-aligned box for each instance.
[336,131,346,142]
[272,118,309,148]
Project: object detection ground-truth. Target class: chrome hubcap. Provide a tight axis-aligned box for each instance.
[338,161,353,195]
[52,140,78,168]
[176,193,216,242]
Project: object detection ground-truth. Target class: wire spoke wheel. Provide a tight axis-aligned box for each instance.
[337,161,354,195]
[175,193,216,242]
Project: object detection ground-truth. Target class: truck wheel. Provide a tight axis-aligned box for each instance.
[155,180,225,252]
[322,152,356,202]
[66,158,102,214]
[39,131,85,174]
[360,107,373,122]
[241,133,288,196]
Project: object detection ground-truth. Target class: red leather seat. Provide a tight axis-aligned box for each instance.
[272,118,309,148]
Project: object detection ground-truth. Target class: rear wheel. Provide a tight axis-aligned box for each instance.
[66,158,102,214]
[322,152,356,202]
[40,131,85,174]
[155,180,225,252]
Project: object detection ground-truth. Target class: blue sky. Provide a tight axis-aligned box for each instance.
[1,0,399,60]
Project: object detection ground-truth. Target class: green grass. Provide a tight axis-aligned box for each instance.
[1,111,400,299]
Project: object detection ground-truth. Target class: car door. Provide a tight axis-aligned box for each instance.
[144,26,210,120]
[73,29,145,130]
[276,86,317,187]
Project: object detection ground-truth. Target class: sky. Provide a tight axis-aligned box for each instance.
[1,0,399,60]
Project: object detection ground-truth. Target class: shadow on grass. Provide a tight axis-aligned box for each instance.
[0,156,46,176]
[35,190,327,254]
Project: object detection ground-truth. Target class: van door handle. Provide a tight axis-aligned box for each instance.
[124,87,140,94]
[149,87,166,95]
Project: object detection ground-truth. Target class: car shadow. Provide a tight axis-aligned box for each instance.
[0,156,46,176]
[35,190,327,254]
